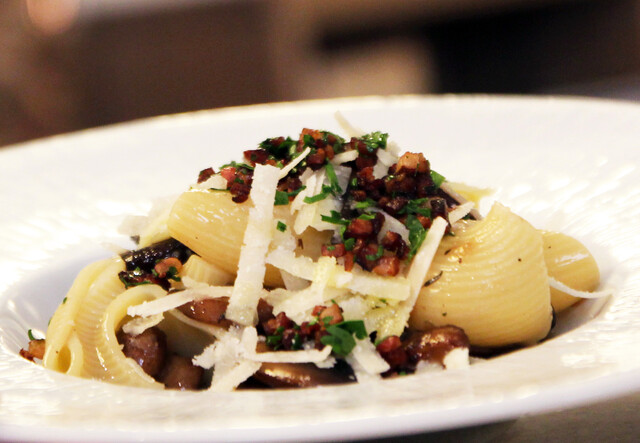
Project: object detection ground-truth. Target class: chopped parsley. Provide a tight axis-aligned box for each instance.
[320,210,350,225]
[399,198,431,217]
[259,137,296,158]
[354,198,377,209]
[324,162,343,195]
[361,131,388,152]
[276,221,287,232]
[430,170,446,188]
[320,320,368,357]
[219,160,254,171]
[405,214,427,260]
[344,238,355,250]
[274,186,307,205]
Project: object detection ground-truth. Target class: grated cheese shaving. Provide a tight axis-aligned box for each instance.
[381,216,449,337]
[121,313,164,336]
[278,147,311,179]
[226,164,281,325]
[334,111,364,137]
[548,277,613,299]
[370,208,410,244]
[448,201,475,224]
[442,347,470,370]
[127,290,212,318]
[331,150,358,165]
[348,338,390,375]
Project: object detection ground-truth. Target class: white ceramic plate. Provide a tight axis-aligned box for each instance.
[1,96,639,442]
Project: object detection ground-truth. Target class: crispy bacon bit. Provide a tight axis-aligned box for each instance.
[378,196,408,215]
[197,167,215,183]
[343,251,355,272]
[397,152,429,174]
[356,242,380,271]
[264,312,293,336]
[219,166,236,183]
[321,243,346,258]
[154,257,182,278]
[306,149,326,170]
[20,339,45,361]
[345,218,373,239]
[372,256,400,276]
[318,303,343,326]
[244,149,269,166]
[376,336,407,368]
[430,197,448,220]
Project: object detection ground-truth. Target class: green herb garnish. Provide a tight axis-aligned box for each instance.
[274,186,307,205]
[320,210,350,225]
[430,170,446,188]
[320,320,367,357]
[361,131,388,152]
[354,198,377,209]
[276,221,287,232]
[406,214,427,260]
[324,162,343,195]
[399,198,431,217]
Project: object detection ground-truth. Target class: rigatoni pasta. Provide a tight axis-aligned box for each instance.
[26,126,607,392]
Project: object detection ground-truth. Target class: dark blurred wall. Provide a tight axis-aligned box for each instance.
[1,0,640,147]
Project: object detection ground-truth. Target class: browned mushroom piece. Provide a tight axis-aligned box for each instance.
[403,325,470,366]
[177,297,232,328]
[159,354,204,390]
[117,327,167,377]
[251,342,354,388]
[253,362,354,388]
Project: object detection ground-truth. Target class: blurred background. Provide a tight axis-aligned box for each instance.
[2,0,640,147]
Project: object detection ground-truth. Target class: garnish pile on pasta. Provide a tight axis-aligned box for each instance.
[21,125,605,391]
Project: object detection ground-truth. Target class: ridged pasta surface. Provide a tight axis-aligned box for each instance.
[44,259,111,374]
[181,254,234,286]
[168,190,285,286]
[73,257,127,379]
[97,285,166,388]
[541,231,600,312]
[410,203,553,347]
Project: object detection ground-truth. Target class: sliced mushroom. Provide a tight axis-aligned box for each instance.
[253,361,354,388]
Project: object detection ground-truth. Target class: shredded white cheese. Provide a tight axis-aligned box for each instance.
[194,328,262,392]
[548,277,613,299]
[127,290,214,318]
[226,164,281,326]
[331,150,358,165]
[370,208,410,244]
[442,347,470,370]
[278,147,311,179]
[348,338,390,375]
[121,313,164,335]
[448,201,475,224]
[379,216,448,337]
[334,111,364,137]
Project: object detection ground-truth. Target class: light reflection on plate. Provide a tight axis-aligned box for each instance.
[1,95,639,442]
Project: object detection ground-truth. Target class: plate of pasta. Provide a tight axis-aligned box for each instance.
[1,95,639,442]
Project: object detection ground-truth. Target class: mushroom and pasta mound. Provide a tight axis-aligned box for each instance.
[23,127,607,391]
